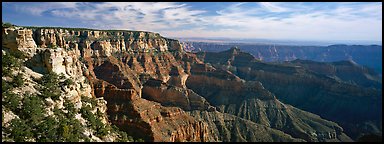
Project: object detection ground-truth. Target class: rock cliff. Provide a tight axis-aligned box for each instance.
[286,59,382,89]
[197,47,382,140]
[186,61,352,142]
[188,110,304,142]
[2,26,362,142]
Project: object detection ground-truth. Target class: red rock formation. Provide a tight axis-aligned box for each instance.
[93,79,212,142]
[2,26,358,142]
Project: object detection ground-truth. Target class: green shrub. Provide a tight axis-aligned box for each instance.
[47,106,84,142]
[3,91,21,112]
[2,80,13,94]
[66,118,82,141]
[63,100,77,118]
[110,125,136,142]
[96,109,103,117]
[81,95,97,106]
[36,116,59,142]
[2,51,22,76]
[21,93,44,124]
[60,123,71,140]
[80,105,94,124]
[95,122,108,137]
[40,72,60,85]
[8,118,33,142]
[2,22,13,28]
[13,73,24,87]
[40,88,60,100]
[63,78,74,86]
[80,103,110,137]
[39,72,61,100]
[136,138,145,142]
[10,50,26,59]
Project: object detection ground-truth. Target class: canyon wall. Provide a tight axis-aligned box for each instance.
[2,26,358,142]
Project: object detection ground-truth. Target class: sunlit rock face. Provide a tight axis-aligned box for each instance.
[2,27,37,50]
[3,26,365,142]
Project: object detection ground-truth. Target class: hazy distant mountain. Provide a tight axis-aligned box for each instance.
[176,37,382,46]
[183,42,382,75]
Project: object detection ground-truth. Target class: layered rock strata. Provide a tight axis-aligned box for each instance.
[2,26,359,142]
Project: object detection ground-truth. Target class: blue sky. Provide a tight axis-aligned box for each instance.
[2,2,382,42]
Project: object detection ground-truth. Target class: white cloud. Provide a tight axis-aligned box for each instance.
[5,2,382,41]
[259,2,289,12]
[173,2,382,41]
[11,2,78,16]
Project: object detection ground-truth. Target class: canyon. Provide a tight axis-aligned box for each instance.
[2,25,381,142]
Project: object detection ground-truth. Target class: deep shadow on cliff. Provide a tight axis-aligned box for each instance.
[3,26,374,142]
[196,47,382,140]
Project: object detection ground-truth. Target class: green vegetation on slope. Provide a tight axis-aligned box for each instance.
[1,49,141,142]
[2,22,14,28]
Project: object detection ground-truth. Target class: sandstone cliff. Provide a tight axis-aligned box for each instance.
[186,61,352,142]
[1,26,215,142]
[188,110,304,142]
[2,26,359,142]
[197,47,382,140]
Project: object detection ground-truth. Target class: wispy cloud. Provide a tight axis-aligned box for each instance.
[11,2,78,16]
[169,2,382,41]
[2,2,382,41]
[259,2,289,12]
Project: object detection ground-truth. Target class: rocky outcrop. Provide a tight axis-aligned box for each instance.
[2,26,366,142]
[188,110,305,142]
[286,59,382,89]
[28,27,176,53]
[93,80,214,142]
[21,47,93,101]
[132,99,211,142]
[243,67,382,140]
[2,27,37,50]
[197,48,381,140]
[2,27,124,142]
[142,78,212,111]
[77,33,214,141]
[185,62,352,142]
